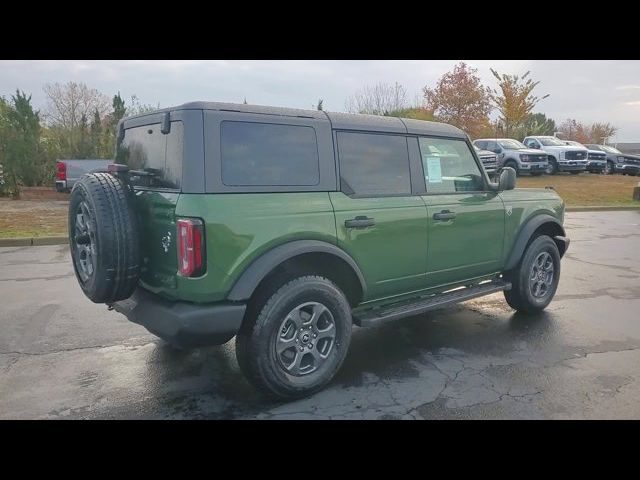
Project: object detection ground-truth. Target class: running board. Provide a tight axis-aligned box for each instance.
[353,280,511,327]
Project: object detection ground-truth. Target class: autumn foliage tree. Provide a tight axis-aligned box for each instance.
[487,69,549,138]
[558,119,617,144]
[423,62,492,138]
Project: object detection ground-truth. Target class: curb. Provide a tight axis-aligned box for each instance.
[566,206,640,212]
[0,236,68,247]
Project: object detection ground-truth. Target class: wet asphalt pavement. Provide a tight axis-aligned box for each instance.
[1,211,639,419]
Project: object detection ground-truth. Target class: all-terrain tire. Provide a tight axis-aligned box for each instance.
[236,275,352,399]
[68,172,140,303]
[504,235,561,314]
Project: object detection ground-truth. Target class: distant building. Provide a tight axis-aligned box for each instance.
[613,143,640,155]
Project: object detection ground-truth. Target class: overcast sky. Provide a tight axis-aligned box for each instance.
[2,60,640,142]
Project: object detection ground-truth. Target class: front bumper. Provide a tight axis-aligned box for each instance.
[558,161,587,171]
[587,161,605,171]
[520,162,548,172]
[615,164,640,174]
[111,287,246,347]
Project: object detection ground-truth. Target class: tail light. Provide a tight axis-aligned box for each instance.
[56,161,66,181]
[177,218,206,277]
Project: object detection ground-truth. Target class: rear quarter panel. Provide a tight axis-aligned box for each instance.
[173,192,337,303]
[499,188,565,266]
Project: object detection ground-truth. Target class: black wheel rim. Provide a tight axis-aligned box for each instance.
[529,252,554,298]
[275,301,335,376]
[73,201,96,283]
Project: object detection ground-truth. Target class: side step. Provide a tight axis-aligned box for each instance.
[353,280,511,327]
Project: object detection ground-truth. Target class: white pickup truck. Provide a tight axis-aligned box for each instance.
[523,136,588,175]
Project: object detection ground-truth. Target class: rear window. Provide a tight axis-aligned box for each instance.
[220,121,320,186]
[116,121,183,189]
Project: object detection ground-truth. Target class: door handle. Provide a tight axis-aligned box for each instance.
[433,210,456,221]
[345,216,376,229]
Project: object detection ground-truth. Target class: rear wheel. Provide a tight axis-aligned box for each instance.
[236,275,352,399]
[504,235,561,314]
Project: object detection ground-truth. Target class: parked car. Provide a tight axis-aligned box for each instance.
[473,145,498,175]
[67,102,569,399]
[523,136,588,174]
[55,159,112,192]
[584,144,640,176]
[474,138,548,176]
[563,140,606,173]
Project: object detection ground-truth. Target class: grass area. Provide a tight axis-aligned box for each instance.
[0,173,638,239]
[0,199,68,238]
[517,172,640,207]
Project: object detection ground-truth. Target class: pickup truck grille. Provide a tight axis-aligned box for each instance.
[523,154,548,163]
[588,152,606,160]
[565,150,587,160]
[479,155,497,167]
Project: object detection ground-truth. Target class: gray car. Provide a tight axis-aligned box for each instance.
[473,138,548,176]
[55,159,112,192]
[585,144,640,176]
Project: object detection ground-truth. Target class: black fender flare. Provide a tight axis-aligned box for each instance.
[227,240,367,302]
[504,214,566,271]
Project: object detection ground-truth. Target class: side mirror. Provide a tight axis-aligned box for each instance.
[498,167,517,190]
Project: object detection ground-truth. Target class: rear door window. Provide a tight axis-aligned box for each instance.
[220,121,320,186]
[336,132,411,196]
[116,121,183,189]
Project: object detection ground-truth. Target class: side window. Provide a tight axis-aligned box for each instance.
[419,137,485,194]
[116,121,183,189]
[525,138,539,149]
[337,132,411,196]
[475,140,487,150]
[221,121,320,186]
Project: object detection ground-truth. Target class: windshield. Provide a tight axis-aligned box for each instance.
[538,137,567,146]
[602,145,622,154]
[567,141,585,147]
[499,139,527,150]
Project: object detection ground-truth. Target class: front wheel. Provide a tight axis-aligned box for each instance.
[504,235,561,314]
[546,158,558,175]
[605,161,615,175]
[236,275,352,399]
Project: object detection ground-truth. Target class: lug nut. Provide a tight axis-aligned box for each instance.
[313,333,317,338]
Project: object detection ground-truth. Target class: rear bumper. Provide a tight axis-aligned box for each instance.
[111,288,246,347]
[55,180,67,192]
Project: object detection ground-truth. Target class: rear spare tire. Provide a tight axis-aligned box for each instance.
[69,172,140,303]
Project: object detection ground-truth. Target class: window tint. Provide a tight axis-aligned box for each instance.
[116,121,183,189]
[221,121,319,186]
[419,137,484,194]
[337,132,410,196]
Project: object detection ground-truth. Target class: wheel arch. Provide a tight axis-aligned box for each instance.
[227,240,367,306]
[504,214,567,271]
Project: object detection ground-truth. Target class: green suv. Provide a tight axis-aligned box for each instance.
[68,102,569,399]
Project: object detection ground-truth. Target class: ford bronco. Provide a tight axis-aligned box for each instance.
[68,102,569,399]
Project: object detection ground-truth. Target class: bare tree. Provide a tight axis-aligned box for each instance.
[345,82,408,115]
[43,82,111,129]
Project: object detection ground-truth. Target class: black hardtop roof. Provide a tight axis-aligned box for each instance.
[122,101,467,138]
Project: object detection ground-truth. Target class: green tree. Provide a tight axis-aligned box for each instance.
[90,109,103,157]
[488,69,550,138]
[111,92,126,128]
[4,90,43,192]
[0,97,9,194]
